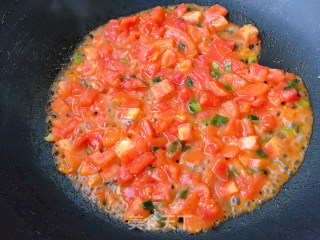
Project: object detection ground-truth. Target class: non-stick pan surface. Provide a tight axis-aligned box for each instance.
[0,0,319,239]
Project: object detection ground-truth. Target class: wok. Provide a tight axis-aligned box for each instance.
[0,0,319,239]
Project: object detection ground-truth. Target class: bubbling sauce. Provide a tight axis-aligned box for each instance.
[46,3,313,233]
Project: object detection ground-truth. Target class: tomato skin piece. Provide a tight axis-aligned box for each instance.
[248,63,269,82]
[176,85,193,103]
[129,152,156,174]
[51,98,71,117]
[121,78,148,91]
[261,114,277,130]
[118,165,134,184]
[198,90,222,107]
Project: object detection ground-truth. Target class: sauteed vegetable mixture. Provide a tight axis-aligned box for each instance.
[46,3,313,233]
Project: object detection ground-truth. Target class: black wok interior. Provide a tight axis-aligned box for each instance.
[0,0,319,239]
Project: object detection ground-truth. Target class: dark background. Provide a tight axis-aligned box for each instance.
[0,0,319,239]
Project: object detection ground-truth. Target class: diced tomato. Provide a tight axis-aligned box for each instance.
[135,44,155,62]
[236,173,266,200]
[99,70,122,89]
[102,127,122,148]
[161,49,177,67]
[121,78,148,91]
[51,98,71,117]
[52,117,79,141]
[203,4,228,23]
[150,6,165,24]
[207,37,233,64]
[236,83,270,97]
[129,152,156,174]
[150,79,176,100]
[78,88,99,107]
[81,60,97,77]
[178,123,193,141]
[238,24,259,45]
[218,118,237,137]
[88,149,117,169]
[139,120,156,138]
[221,141,239,159]
[174,3,188,18]
[266,68,285,84]
[152,183,172,202]
[120,16,138,31]
[280,87,299,102]
[248,63,269,82]
[124,197,151,220]
[203,136,223,156]
[79,161,99,176]
[171,71,184,85]
[261,114,277,130]
[118,165,134,184]
[198,198,222,220]
[211,158,229,180]
[208,80,231,96]
[163,26,197,58]
[140,62,160,79]
[235,118,255,137]
[263,137,284,158]
[238,136,260,151]
[215,180,239,198]
[118,108,141,121]
[98,43,113,58]
[189,66,211,89]
[209,15,228,30]
[219,100,240,119]
[74,130,104,151]
[176,85,193,103]
[251,94,268,107]
[182,11,203,23]
[198,90,221,108]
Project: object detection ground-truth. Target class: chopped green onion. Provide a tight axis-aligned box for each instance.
[248,169,265,174]
[181,145,191,152]
[154,209,167,227]
[195,23,202,27]
[147,166,156,170]
[120,58,129,63]
[153,76,161,83]
[203,118,209,125]
[141,80,150,87]
[256,149,268,158]
[210,114,229,126]
[230,168,238,177]
[295,123,301,134]
[178,41,185,51]
[169,141,179,153]
[186,79,194,87]
[103,181,111,186]
[212,61,220,70]
[120,77,126,82]
[247,115,259,122]
[283,81,296,91]
[318,75,320,80]
[210,69,221,79]
[81,79,91,88]
[189,101,202,113]
[152,146,159,153]
[225,61,232,73]
[261,137,267,143]
[130,74,136,78]
[180,189,189,199]
[51,112,58,118]
[226,169,230,180]
[248,52,257,63]
[296,99,310,109]
[282,127,294,138]
[187,6,192,11]
[73,53,84,64]
[85,148,93,155]
[224,84,232,91]
[142,200,154,210]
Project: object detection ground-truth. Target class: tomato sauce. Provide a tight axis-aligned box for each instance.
[46,3,313,233]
